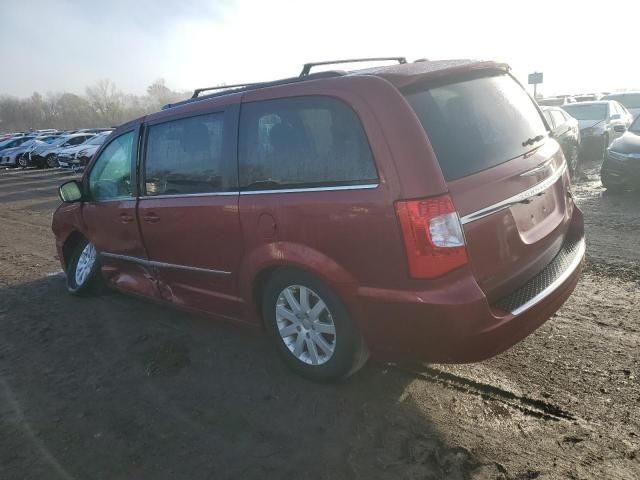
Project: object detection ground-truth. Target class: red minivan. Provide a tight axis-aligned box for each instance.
[53,59,585,381]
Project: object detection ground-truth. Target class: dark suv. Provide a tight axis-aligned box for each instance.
[53,58,585,381]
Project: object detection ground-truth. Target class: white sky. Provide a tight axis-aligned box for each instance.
[1,0,639,97]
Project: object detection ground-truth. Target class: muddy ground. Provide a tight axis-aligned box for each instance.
[0,159,638,480]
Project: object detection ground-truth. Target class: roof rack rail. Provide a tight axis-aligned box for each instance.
[300,57,407,77]
[192,82,263,99]
[162,71,345,111]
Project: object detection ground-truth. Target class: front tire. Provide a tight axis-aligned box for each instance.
[66,240,101,295]
[262,269,368,381]
[46,155,57,169]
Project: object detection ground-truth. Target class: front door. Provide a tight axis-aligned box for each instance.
[136,106,244,319]
[82,127,159,299]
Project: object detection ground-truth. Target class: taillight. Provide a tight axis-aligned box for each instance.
[395,194,468,278]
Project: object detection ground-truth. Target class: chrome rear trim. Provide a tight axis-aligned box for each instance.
[100,252,231,275]
[460,162,567,225]
[239,184,379,195]
[509,238,585,315]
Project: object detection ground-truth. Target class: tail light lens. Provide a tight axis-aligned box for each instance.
[395,194,468,278]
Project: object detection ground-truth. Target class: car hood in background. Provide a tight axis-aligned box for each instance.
[57,144,87,156]
[609,131,640,155]
[0,146,24,155]
[76,145,100,156]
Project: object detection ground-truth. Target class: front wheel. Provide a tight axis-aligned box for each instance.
[66,240,101,295]
[262,269,368,382]
[46,155,57,169]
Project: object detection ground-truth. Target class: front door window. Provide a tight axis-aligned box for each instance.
[88,131,134,201]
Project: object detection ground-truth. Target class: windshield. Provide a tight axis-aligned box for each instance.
[630,116,640,134]
[404,73,547,181]
[85,134,110,145]
[49,136,70,146]
[562,104,607,120]
[604,93,640,109]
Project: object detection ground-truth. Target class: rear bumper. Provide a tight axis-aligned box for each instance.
[601,158,640,188]
[580,134,605,158]
[351,207,585,363]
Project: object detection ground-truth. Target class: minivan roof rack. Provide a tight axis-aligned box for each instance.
[192,83,262,99]
[299,57,407,77]
[162,71,345,111]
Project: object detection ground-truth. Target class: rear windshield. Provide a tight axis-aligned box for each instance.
[404,74,547,181]
[538,98,564,107]
[562,104,607,120]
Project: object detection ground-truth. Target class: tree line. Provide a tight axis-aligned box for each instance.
[0,79,189,133]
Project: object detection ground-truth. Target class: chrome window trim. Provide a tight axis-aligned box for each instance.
[460,162,567,225]
[510,238,585,315]
[89,196,136,204]
[239,183,379,195]
[140,191,239,200]
[100,252,231,275]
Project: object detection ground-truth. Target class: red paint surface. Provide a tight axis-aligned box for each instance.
[52,60,584,363]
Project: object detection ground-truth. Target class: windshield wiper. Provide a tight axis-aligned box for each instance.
[522,134,545,147]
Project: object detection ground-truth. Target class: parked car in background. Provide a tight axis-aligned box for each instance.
[601,115,640,192]
[0,135,37,154]
[13,135,64,168]
[562,101,633,159]
[538,96,576,107]
[541,106,581,175]
[29,133,95,168]
[0,135,57,167]
[574,93,602,102]
[53,58,584,381]
[56,131,112,171]
[602,92,640,120]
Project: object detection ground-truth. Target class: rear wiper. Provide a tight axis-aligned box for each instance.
[522,134,546,147]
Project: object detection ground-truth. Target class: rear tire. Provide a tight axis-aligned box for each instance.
[262,269,368,382]
[567,143,579,178]
[66,239,101,296]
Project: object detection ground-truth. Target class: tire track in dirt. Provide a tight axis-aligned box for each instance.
[396,365,577,422]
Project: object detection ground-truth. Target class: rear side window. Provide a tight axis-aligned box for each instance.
[239,96,378,190]
[551,110,566,127]
[404,74,547,181]
[144,113,229,196]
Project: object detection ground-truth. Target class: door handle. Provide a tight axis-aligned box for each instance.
[119,212,134,224]
[143,213,160,223]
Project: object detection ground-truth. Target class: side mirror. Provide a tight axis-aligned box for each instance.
[610,114,621,120]
[613,125,626,133]
[59,180,83,203]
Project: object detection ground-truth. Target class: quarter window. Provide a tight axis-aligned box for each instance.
[89,131,134,201]
[239,96,378,190]
[144,113,228,196]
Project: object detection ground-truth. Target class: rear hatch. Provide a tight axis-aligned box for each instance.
[403,72,574,302]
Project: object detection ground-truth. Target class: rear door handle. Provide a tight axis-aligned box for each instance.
[119,213,134,224]
[143,213,160,223]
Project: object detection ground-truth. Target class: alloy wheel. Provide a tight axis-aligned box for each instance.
[275,285,336,365]
[75,243,96,286]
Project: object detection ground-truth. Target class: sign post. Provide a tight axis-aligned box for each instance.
[528,72,544,99]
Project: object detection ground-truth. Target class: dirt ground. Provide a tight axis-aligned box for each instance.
[0,160,638,480]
